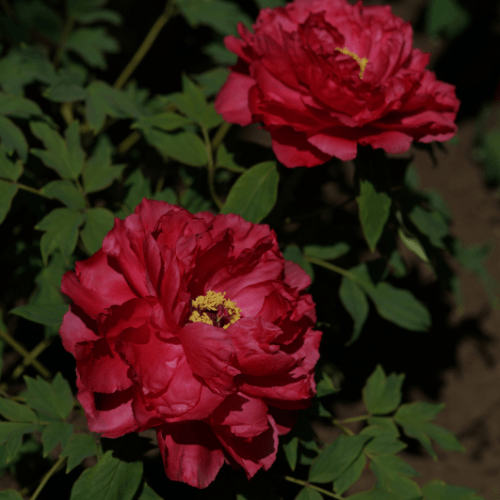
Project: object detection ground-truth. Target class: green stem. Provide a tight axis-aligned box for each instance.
[281,475,346,500]
[202,126,223,210]
[113,0,176,90]
[30,456,66,500]
[304,255,351,278]
[0,177,51,199]
[211,121,232,150]
[338,414,370,424]
[12,337,54,380]
[0,327,51,379]
[53,16,75,67]
[332,419,355,436]
[117,130,142,155]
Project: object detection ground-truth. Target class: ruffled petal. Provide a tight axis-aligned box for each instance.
[215,72,256,126]
[59,305,98,356]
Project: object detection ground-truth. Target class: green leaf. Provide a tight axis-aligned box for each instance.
[81,208,115,255]
[357,180,391,252]
[0,145,22,181]
[254,0,285,7]
[124,169,152,213]
[35,208,84,264]
[62,433,98,472]
[70,451,143,500]
[339,276,369,344]
[23,373,74,419]
[132,112,192,132]
[0,115,28,161]
[0,180,17,225]
[0,93,42,118]
[0,490,24,500]
[177,0,254,36]
[398,228,429,263]
[422,480,481,500]
[316,371,340,397]
[76,9,122,25]
[180,187,211,213]
[282,245,314,282]
[143,129,207,167]
[66,27,119,69]
[10,304,68,326]
[369,282,431,332]
[374,477,423,500]
[0,422,38,446]
[368,417,399,435]
[370,454,419,489]
[425,0,469,39]
[409,206,448,249]
[394,402,445,459]
[41,421,74,457]
[44,84,88,103]
[295,488,323,500]
[282,435,298,471]
[304,243,350,261]
[216,143,245,173]
[0,398,37,422]
[222,161,279,223]
[68,0,106,18]
[362,427,406,455]
[363,365,405,415]
[204,42,237,65]
[83,135,125,193]
[193,68,230,97]
[308,434,371,483]
[334,452,366,495]
[30,121,85,180]
[138,483,164,500]
[41,180,86,209]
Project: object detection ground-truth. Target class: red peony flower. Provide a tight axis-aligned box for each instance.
[215,0,460,168]
[60,200,321,488]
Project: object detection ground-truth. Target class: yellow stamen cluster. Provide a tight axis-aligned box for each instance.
[189,290,241,330]
[335,47,369,80]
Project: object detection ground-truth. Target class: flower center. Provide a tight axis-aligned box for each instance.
[188,290,241,330]
[335,46,368,79]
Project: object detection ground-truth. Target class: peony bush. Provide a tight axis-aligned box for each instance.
[0,0,493,499]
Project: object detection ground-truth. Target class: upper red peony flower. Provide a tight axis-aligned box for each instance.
[214,0,460,168]
[60,200,321,488]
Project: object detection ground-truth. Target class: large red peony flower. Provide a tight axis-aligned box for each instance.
[215,0,460,168]
[60,200,321,488]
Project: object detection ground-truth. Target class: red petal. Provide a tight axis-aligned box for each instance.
[215,72,256,126]
[156,422,225,489]
[307,131,358,160]
[59,305,98,356]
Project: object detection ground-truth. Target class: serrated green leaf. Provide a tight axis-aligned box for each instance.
[295,488,323,500]
[369,282,431,332]
[0,93,42,117]
[62,433,98,472]
[35,207,84,264]
[132,112,192,132]
[83,135,125,193]
[66,27,119,69]
[357,180,391,252]
[0,180,17,225]
[81,207,115,255]
[334,452,366,495]
[143,129,207,167]
[23,373,73,419]
[10,304,68,326]
[363,365,405,415]
[282,245,314,282]
[339,276,369,344]
[70,451,143,500]
[44,84,88,102]
[282,435,298,471]
[41,421,74,457]
[304,243,350,261]
[222,161,279,223]
[0,115,28,161]
[0,145,22,181]
[41,180,86,209]
[422,480,480,500]
[309,434,371,483]
[0,398,37,422]
[177,0,253,36]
